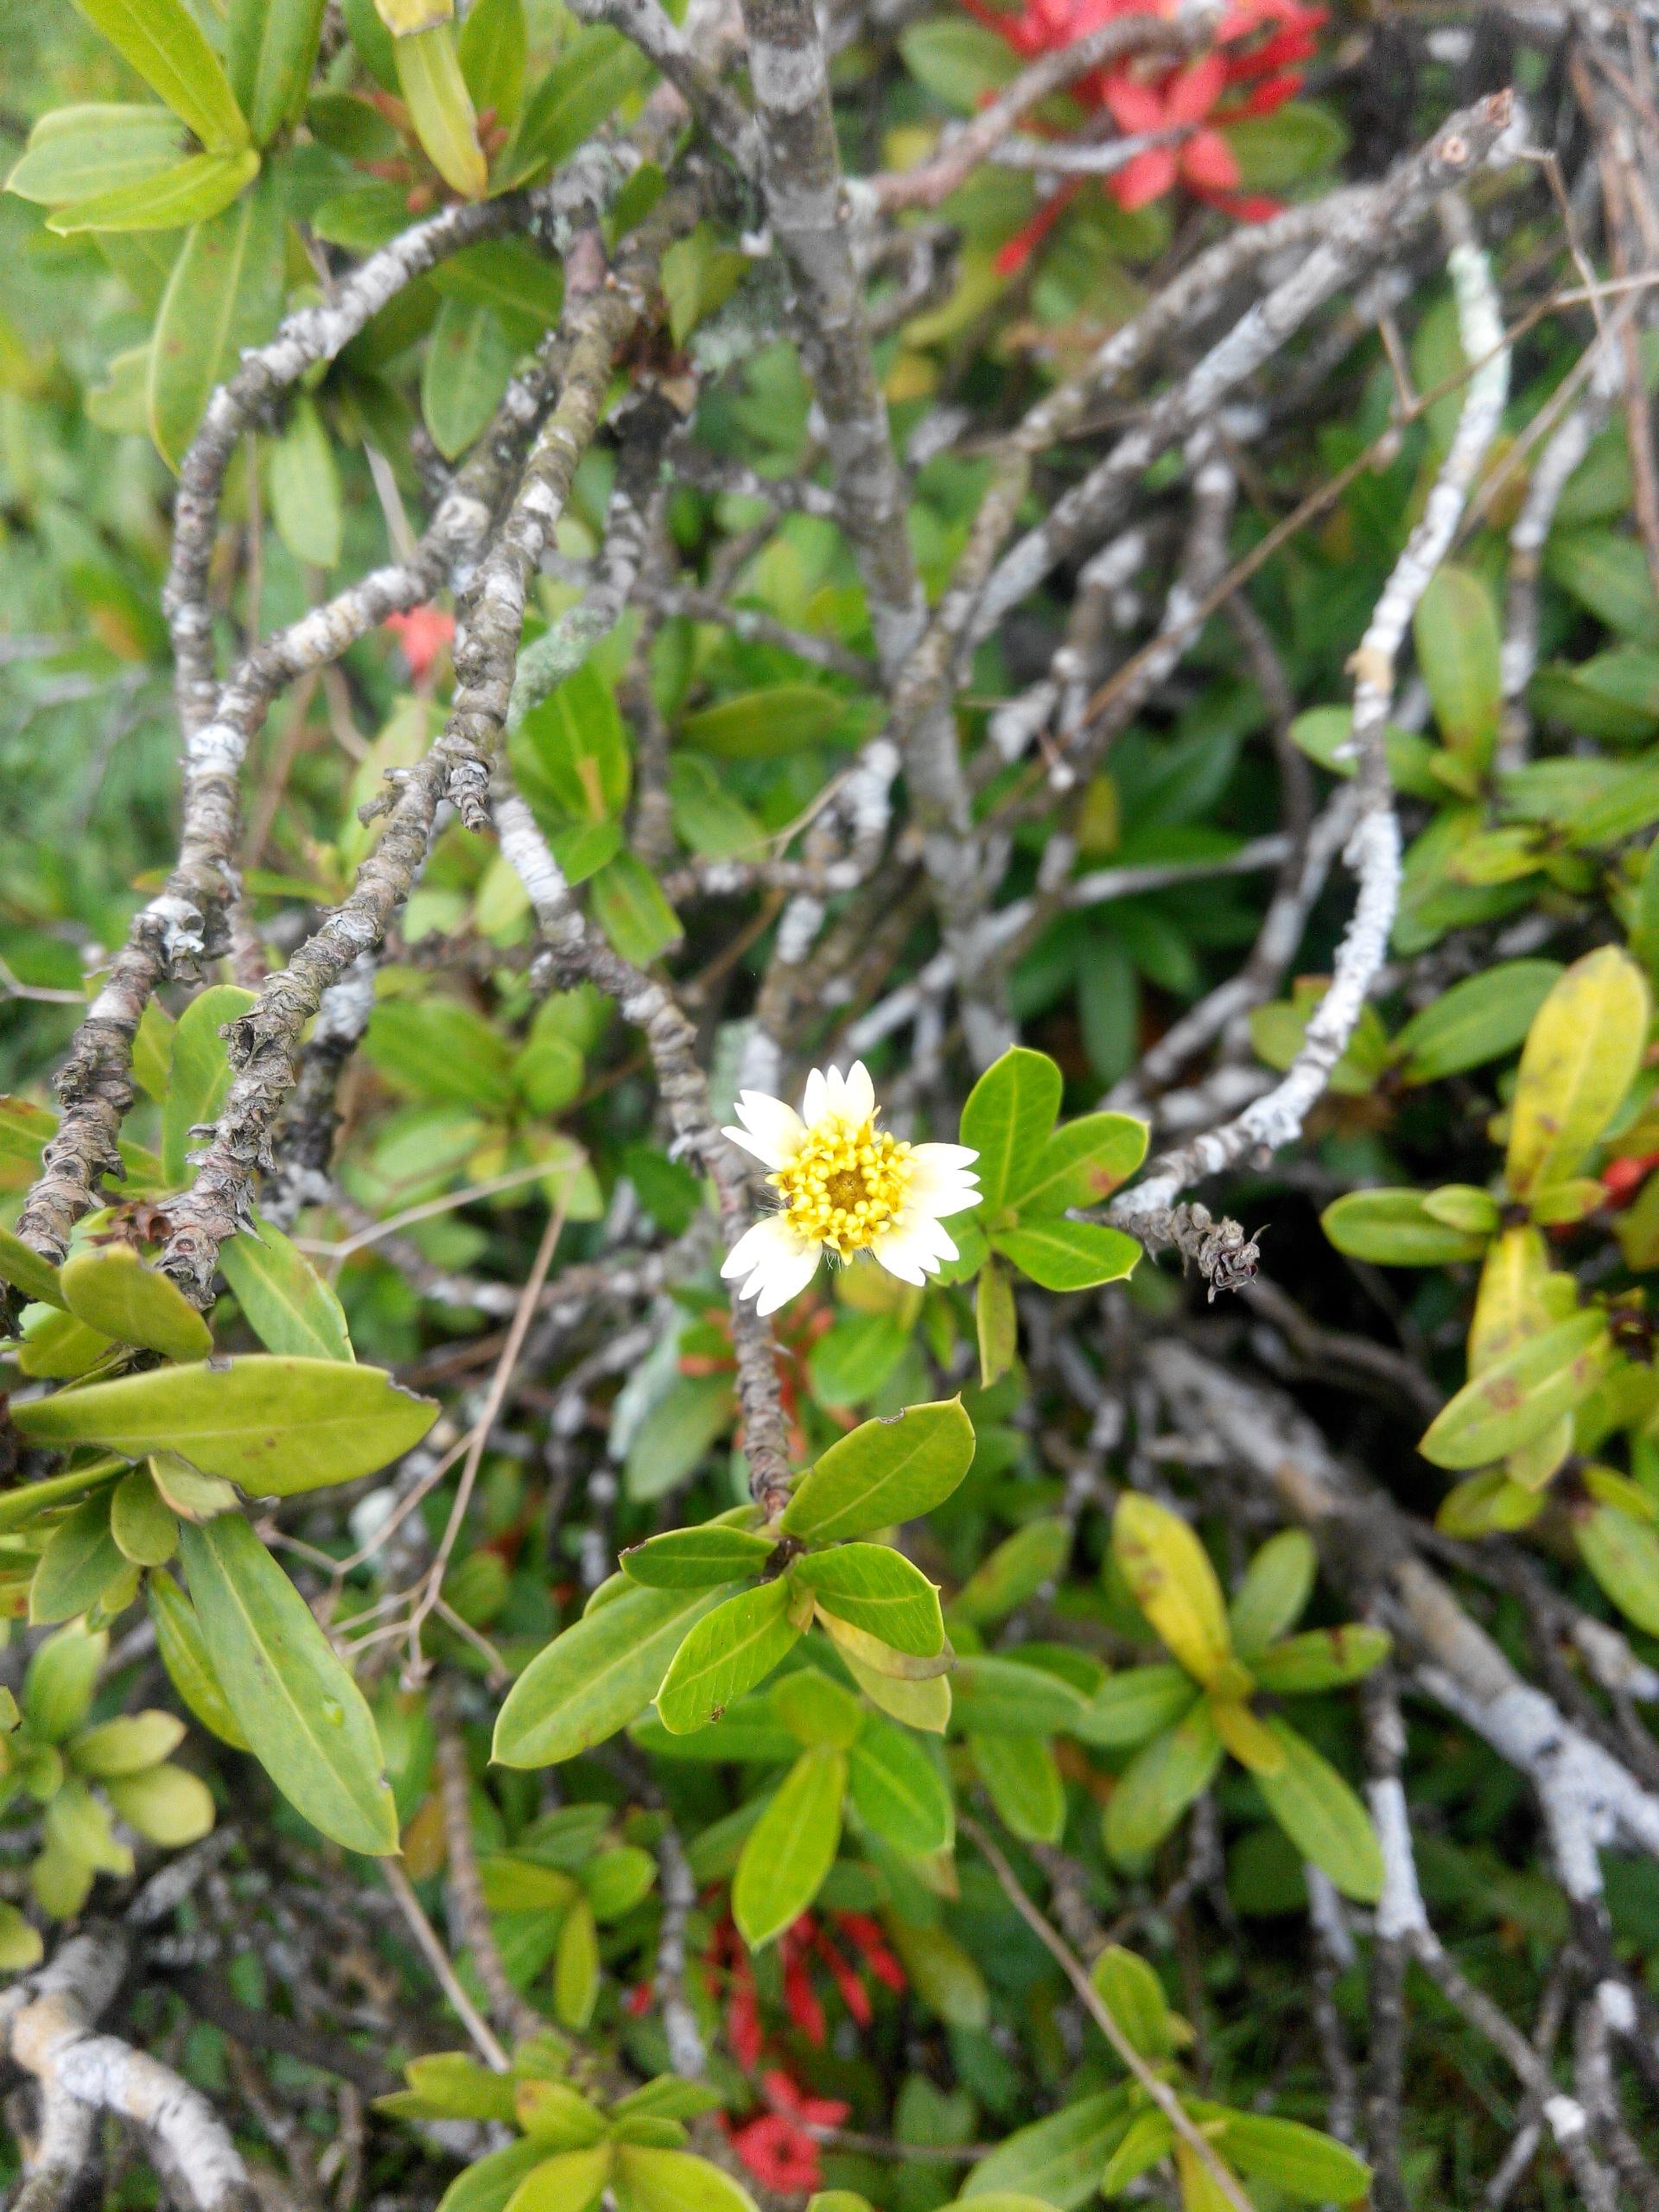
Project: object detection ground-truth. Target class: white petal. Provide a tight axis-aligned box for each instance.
[802,1068,828,1124]
[907,1147,982,1217]
[721,1216,793,1281]
[913,1141,977,1172]
[842,1060,875,1123]
[753,1236,822,1316]
[728,1091,806,1169]
[871,1217,957,1282]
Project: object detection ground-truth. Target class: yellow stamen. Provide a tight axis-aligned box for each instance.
[769,1114,914,1259]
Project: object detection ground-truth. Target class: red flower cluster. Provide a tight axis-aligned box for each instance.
[964,0,1326,268]
[1602,1149,1659,1207]
[706,1910,907,2193]
[382,604,454,682]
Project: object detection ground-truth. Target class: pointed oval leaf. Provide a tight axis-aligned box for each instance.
[505,2146,613,2212]
[70,1708,185,1777]
[30,1494,125,1625]
[110,1467,180,1567]
[1392,959,1563,1084]
[781,1400,976,1542]
[105,1761,215,1846]
[394,20,486,197]
[228,0,328,143]
[950,1656,1085,1737]
[1417,1311,1611,1471]
[1576,1502,1659,1635]
[992,1221,1141,1293]
[147,1569,250,1747]
[1011,1112,1148,1215]
[961,1048,1062,1211]
[23,1621,108,1742]
[1090,1943,1177,2059]
[181,1514,397,1853]
[793,1545,944,1656]
[48,149,258,232]
[611,2147,758,2212]
[620,1525,773,1587]
[60,1245,213,1362]
[1227,1529,1315,1658]
[1250,1624,1391,1694]
[969,1732,1065,1842]
[1320,1187,1488,1266]
[1413,563,1501,766]
[846,1714,953,1853]
[1505,947,1651,1198]
[654,1580,802,1735]
[553,1896,600,2031]
[6,103,185,202]
[162,983,259,1185]
[494,1582,730,1767]
[149,181,285,470]
[772,1668,862,1750]
[1074,1664,1198,1749]
[1249,1716,1382,1904]
[219,1213,353,1361]
[1113,1494,1233,1687]
[732,1745,845,1947]
[963,2091,1132,2211]
[1208,2110,1371,2205]
[72,0,250,150]
[952,1516,1071,1627]
[1103,1702,1224,1866]
[13,1356,438,1493]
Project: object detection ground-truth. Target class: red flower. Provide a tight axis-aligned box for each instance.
[966,0,1326,264]
[1603,1150,1659,1206]
[725,2072,853,2194]
[383,604,454,682]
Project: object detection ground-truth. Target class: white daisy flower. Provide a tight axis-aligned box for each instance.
[721,1060,980,1317]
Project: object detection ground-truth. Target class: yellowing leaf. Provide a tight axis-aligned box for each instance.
[59,1244,213,1363]
[1505,947,1651,1198]
[1112,1494,1233,1687]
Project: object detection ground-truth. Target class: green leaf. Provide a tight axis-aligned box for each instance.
[1545,528,1659,645]
[267,393,344,569]
[794,1545,944,1656]
[105,1761,214,1846]
[623,1374,734,1503]
[846,1716,953,1853]
[59,1245,213,1362]
[1074,1664,1198,1749]
[149,170,286,469]
[1091,1943,1178,2058]
[1250,1716,1381,1903]
[1101,2110,1175,2196]
[148,1570,249,1746]
[553,1897,600,2031]
[162,985,258,1185]
[0,1903,43,1974]
[17,1306,117,1382]
[499,26,652,188]
[1251,1624,1390,1693]
[975,1256,1016,1390]
[1413,563,1501,768]
[1103,1703,1224,1865]
[181,1514,398,1854]
[110,1467,180,1567]
[14,1357,437,1494]
[781,1400,976,1542]
[1113,1494,1233,1688]
[772,1668,862,1750]
[432,237,563,341]
[589,852,681,966]
[1576,1502,1659,1635]
[506,2146,612,2212]
[395,20,486,196]
[662,223,748,346]
[1224,99,1346,187]
[992,1221,1141,1292]
[679,683,849,760]
[952,1516,1070,1626]
[1010,1113,1148,1215]
[228,0,327,142]
[655,1580,803,1735]
[809,1312,912,1409]
[73,0,251,150]
[422,296,513,460]
[1417,1310,1611,1470]
[515,2080,610,2145]
[458,0,525,124]
[620,1526,773,1588]
[885,1918,988,2028]
[436,2142,547,2212]
[1320,1187,1489,1266]
[1227,1529,1315,1658]
[899,16,1018,112]
[219,1213,353,1362]
[47,148,258,232]
[494,1583,729,1767]
[949,1656,1087,1737]
[732,1745,845,1947]
[24,1621,108,1741]
[5,104,185,204]
[969,1732,1065,1842]
[963,2092,1132,2211]
[961,1047,1061,1211]
[1205,2110,1370,2205]
[0,1223,68,1309]
[364,997,515,1115]
[1505,947,1651,1198]
[630,1698,798,1765]
[516,663,631,823]
[1392,960,1563,1084]
[666,754,764,861]
[30,1494,125,1625]
[611,2146,759,2212]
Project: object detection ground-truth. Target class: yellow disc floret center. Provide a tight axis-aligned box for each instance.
[770,1115,913,1259]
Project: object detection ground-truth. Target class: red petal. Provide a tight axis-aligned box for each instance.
[1111,146,1178,208]
[1182,129,1241,189]
[783,1953,826,2045]
[1168,53,1227,122]
[1103,73,1166,131]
